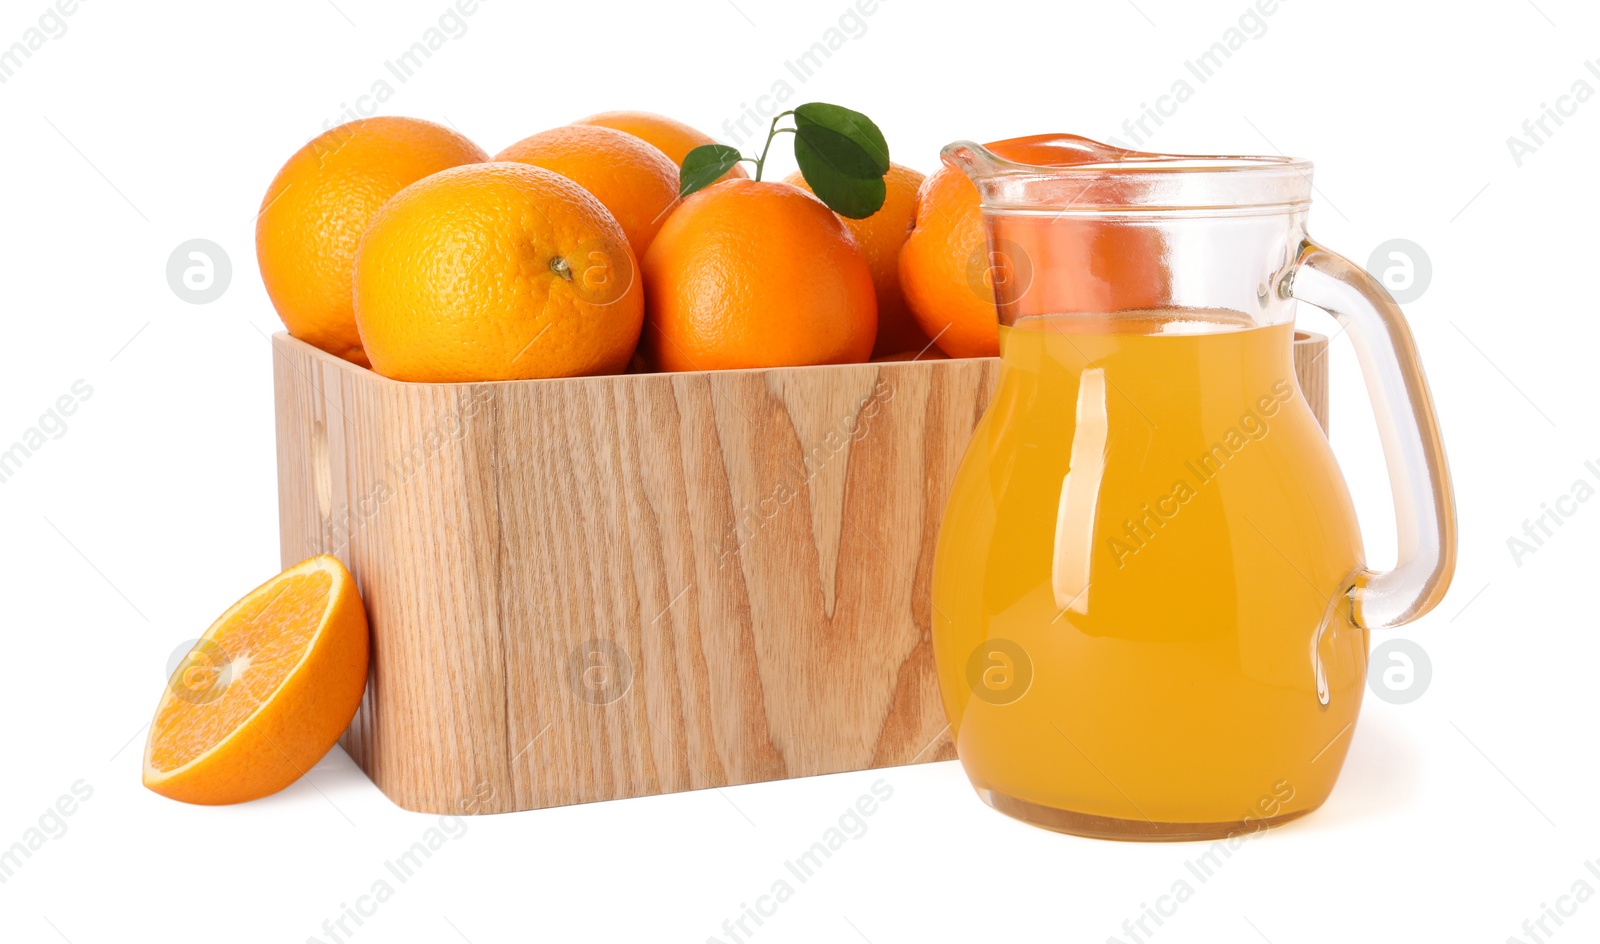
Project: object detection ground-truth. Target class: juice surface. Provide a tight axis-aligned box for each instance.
[931,311,1368,825]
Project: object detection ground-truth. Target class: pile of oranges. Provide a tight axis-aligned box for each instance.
[149,111,1030,807]
[256,111,1009,384]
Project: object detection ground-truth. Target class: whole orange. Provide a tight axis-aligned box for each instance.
[575,110,748,183]
[495,125,679,256]
[642,179,876,372]
[256,116,487,364]
[352,162,644,383]
[901,136,1173,358]
[785,163,929,359]
[897,151,1011,359]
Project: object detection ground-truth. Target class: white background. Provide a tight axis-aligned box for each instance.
[1,0,1595,941]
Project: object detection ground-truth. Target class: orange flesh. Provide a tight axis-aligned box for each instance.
[149,568,332,772]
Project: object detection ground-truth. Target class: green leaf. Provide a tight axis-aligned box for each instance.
[678,144,744,198]
[793,124,887,219]
[795,124,884,179]
[793,103,889,176]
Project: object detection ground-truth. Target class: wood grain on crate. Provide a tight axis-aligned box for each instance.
[1292,331,1329,432]
[273,330,1329,815]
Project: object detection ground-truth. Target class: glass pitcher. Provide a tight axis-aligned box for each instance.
[930,134,1456,840]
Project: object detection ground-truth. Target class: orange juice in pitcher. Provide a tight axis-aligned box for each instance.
[931,136,1456,840]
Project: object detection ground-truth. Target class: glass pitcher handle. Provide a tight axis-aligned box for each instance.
[1289,240,1458,630]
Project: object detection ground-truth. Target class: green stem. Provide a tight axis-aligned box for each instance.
[752,111,796,181]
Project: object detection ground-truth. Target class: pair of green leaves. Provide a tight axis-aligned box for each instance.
[678,103,890,219]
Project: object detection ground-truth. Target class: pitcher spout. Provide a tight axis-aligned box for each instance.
[937,133,1316,327]
[940,133,1312,215]
[941,134,1142,185]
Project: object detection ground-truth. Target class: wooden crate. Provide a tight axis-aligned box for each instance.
[272,330,1329,814]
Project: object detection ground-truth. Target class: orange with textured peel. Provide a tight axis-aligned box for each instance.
[256,117,487,365]
[353,162,644,383]
[575,110,748,183]
[143,555,369,805]
[901,136,1173,358]
[786,162,929,358]
[642,179,876,372]
[495,124,679,256]
[898,154,1005,359]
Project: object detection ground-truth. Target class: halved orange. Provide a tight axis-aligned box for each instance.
[142,555,369,805]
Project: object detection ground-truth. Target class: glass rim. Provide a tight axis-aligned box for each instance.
[943,138,1316,213]
[942,139,1314,176]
